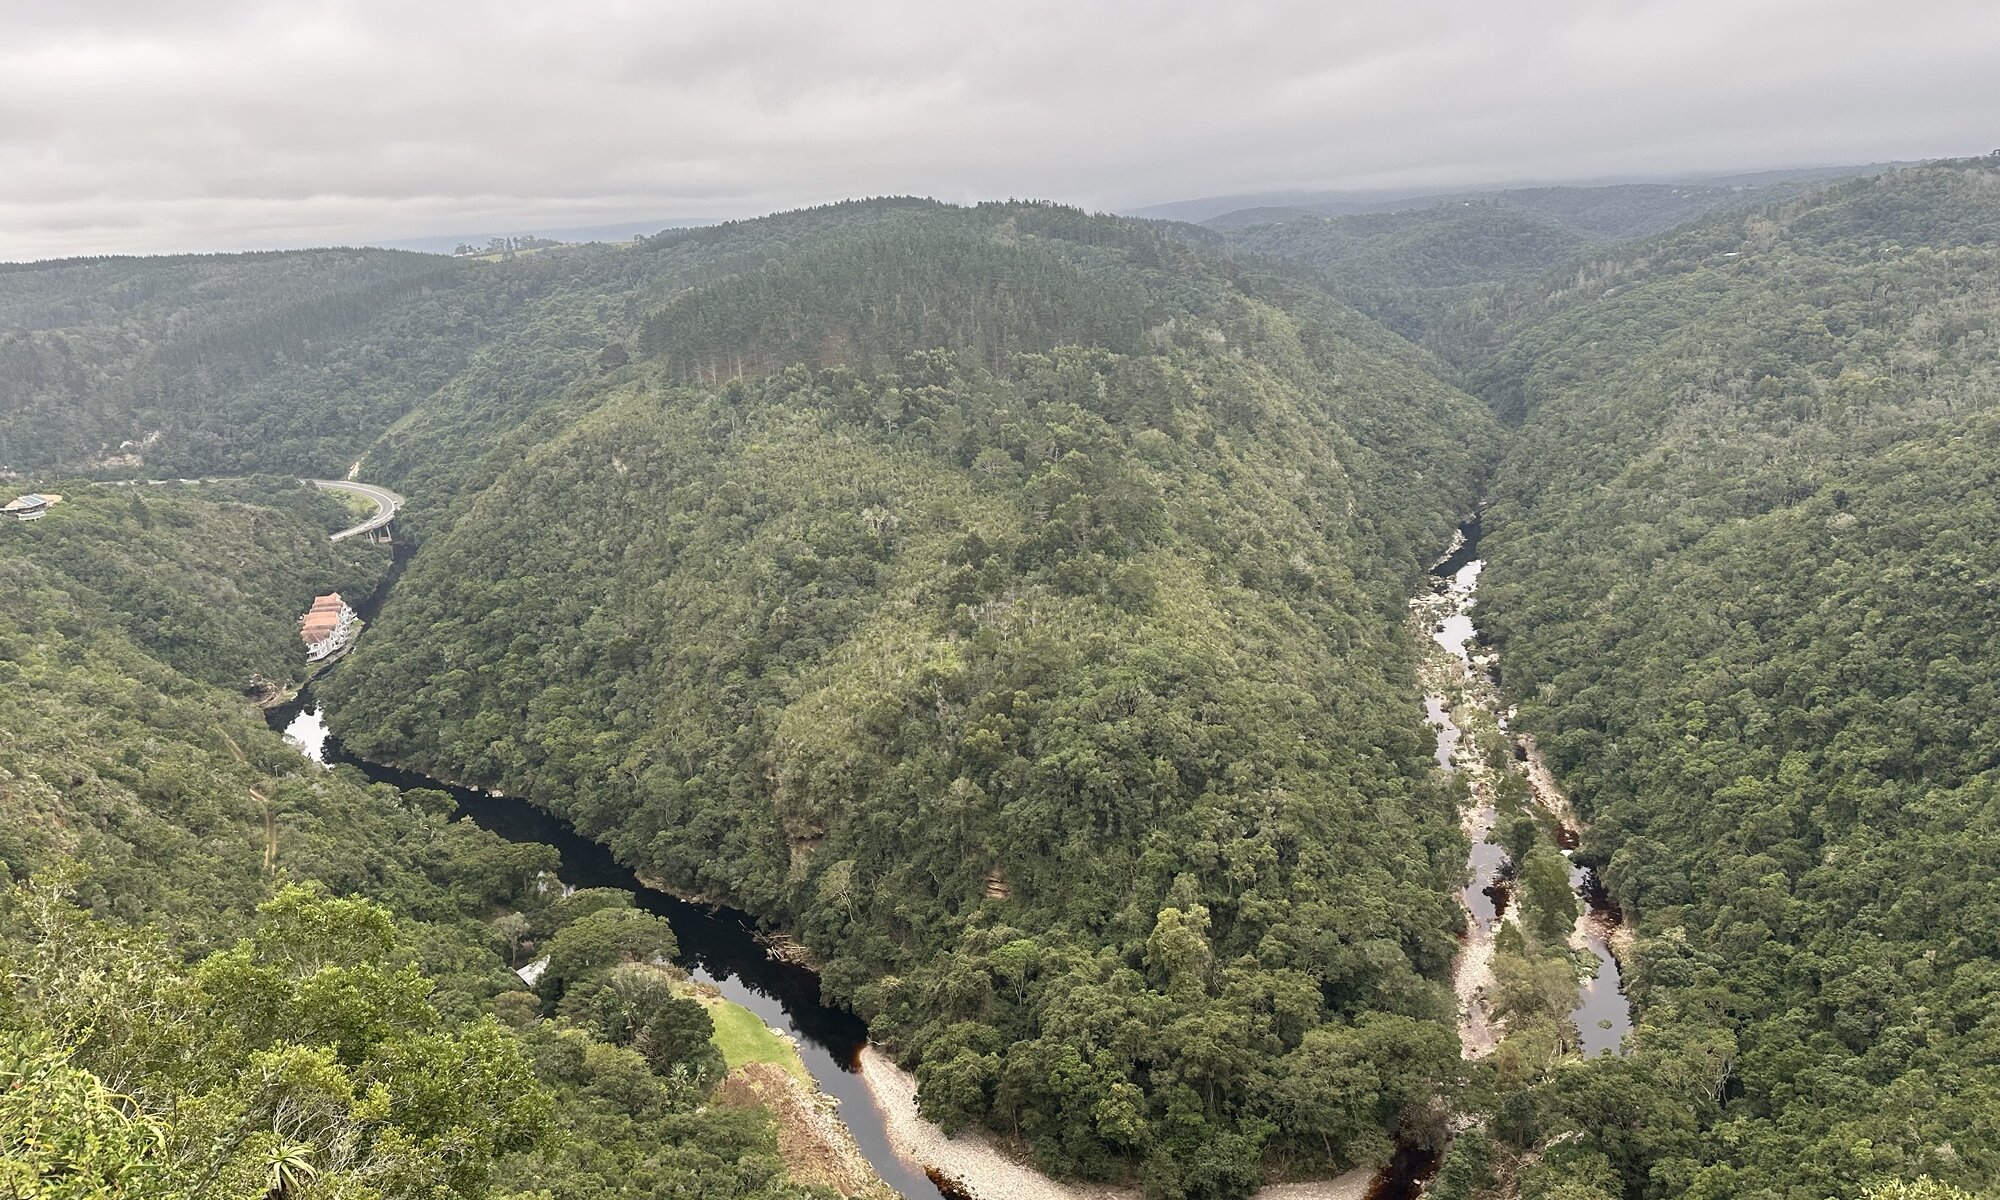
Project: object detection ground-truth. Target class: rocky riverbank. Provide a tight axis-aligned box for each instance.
[1412,550,1511,1057]
[1411,531,1634,1062]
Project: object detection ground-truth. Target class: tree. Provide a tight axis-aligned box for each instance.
[1145,905,1214,999]
[1862,1180,1985,1200]
[537,906,679,1000]
[1503,814,1538,865]
[1516,846,1579,946]
[494,910,531,967]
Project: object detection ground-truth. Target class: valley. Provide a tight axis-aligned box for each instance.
[5,159,1999,1200]
[260,498,1633,1200]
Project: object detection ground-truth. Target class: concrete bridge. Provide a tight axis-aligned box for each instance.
[312,479,403,543]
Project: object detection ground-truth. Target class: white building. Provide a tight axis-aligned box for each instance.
[300,593,359,662]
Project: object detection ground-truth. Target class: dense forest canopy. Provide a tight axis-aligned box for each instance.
[1211,204,1588,360]
[0,486,823,1198]
[6,159,2000,1200]
[324,200,1498,1193]
[0,478,387,694]
[1198,171,1890,239]
[1449,159,2000,1199]
[0,249,461,475]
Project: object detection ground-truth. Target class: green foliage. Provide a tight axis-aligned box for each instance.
[1861,1179,1988,1200]
[0,882,550,1198]
[0,490,814,1197]
[1472,161,2000,1198]
[1253,1012,1461,1170]
[1501,814,1538,864]
[1203,176,1871,242]
[17,166,2000,1200]
[537,907,678,1000]
[1217,203,1586,356]
[325,199,1498,1190]
[643,208,1151,378]
[0,478,388,692]
[0,243,688,480]
[1514,845,1579,947]
[0,248,465,476]
[0,1031,177,1199]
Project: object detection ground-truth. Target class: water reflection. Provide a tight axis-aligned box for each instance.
[1425,695,1459,768]
[1565,860,1630,1057]
[266,699,945,1200]
[282,706,331,767]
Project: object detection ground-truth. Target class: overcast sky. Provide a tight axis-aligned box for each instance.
[4,0,1996,261]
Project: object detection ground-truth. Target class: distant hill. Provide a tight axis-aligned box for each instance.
[1184,166,1907,381]
[370,216,720,254]
[1203,172,1901,241]
[1128,161,1907,229]
[1200,202,1587,362]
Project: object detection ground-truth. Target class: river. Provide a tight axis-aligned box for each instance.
[277,702,1401,1199]
[272,700,954,1200]
[1417,521,1632,1061]
[269,518,1624,1199]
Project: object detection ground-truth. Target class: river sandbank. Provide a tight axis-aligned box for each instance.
[719,1061,897,1199]
[856,1048,1376,1200]
[1413,551,1509,1059]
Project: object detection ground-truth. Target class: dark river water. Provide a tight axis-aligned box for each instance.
[268,698,949,1200]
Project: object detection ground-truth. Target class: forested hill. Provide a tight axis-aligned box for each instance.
[1197,171,1898,379]
[1451,159,2000,1198]
[0,479,387,694]
[1199,174,1883,239]
[0,249,457,474]
[324,200,1499,1192]
[1211,204,1589,354]
[1,235,700,483]
[0,485,821,1198]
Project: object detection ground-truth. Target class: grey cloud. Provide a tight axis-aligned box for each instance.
[3,0,1997,259]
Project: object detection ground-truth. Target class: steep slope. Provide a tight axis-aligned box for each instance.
[0,488,828,1199]
[326,200,1499,1192]
[0,479,388,693]
[366,199,1058,529]
[1459,159,2000,1198]
[0,249,454,474]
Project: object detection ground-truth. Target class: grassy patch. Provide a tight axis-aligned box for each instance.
[332,490,379,521]
[701,996,808,1081]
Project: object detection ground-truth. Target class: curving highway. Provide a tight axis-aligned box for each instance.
[311,479,404,542]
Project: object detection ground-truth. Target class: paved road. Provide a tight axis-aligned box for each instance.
[93,475,404,542]
[311,479,404,541]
